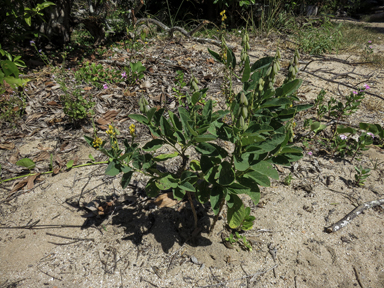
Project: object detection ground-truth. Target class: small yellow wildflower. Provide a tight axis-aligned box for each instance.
[106,124,115,136]
[145,42,148,44]
[220,10,226,16]
[92,137,102,148]
[129,124,136,136]
[292,122,296,128]
[220,10,227,21]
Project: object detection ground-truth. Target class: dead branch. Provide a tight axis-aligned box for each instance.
[135,18,234,49]
[325,198,384,233]
[301,69,384,101]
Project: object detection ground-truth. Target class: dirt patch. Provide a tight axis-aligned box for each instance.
[1,21,384,288]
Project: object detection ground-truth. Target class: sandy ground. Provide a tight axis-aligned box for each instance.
[1,20,384,288]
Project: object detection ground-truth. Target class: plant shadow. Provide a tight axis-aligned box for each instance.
[72,192,213,253]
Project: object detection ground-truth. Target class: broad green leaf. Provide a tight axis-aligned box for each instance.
[295,104,313,112]
[154,152,178,161]
[142,139,165,151]
[196,181,210,203]
[160,116,175,139]
[310,122,327,133]
[16,158,35,170]
[146,107,157,123]
[258,133,286,152]
[237,177,261,205]
[168,111,182,131]
[210,185,225,215]
[121,171,133,189]
[195,142,217,155]
[250,56,274,72]
[260,98,291,109]
[179,180,195,192]
[208,48,223,63]
[173,188,186,200]
[191,91,201,105]
[227,47,236,69]
[146,179,159,197]
[218,161,235,186]
[227,182,250,194]
[129,114,148,124]
[0,61,18,77]
[105,160,120,176]
[234,154,250,171]
[156,175,178,190]
[227,194,245,229]
[251,161,279,180]
[241,56,251,83]
[336,125,356,135]
[66,160,74,169]
[194,134,217,142]
[244,171,270,187]
[275,79,302,97]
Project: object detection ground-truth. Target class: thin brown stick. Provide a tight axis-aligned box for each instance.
[325,198,384,233]
[187,191,198,230]
[353,265,365,288]
[46,232,95,242]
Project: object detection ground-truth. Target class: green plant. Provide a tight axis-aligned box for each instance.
[60,86,95,122]
[354,165,370,186]
[85,36,311,235]
[172,70,187,106]
[225,231,253,251]
[283,173,292,186]
[295,17,343,55]
[0,92,26,125]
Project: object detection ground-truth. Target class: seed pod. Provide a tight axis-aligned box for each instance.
[276,48,281,59]
[269,82,274,89]
[273,62,278,74]
[240,93,248,106]
[294,55,299,65]
[289,65,294,74]
[294,65,299,74]
[246,33,249,42]
[242,107,248,118]
[239,116,245,129]
[246,42,250,51]
[192,81,199,91]
[266,66,272,76]
[242,35,247,46]
[276,61,280,71]
[259,83,263,92]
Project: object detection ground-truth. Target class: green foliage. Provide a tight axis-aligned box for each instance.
[59,86,95,122]
[0,45,29,94]
[0,93,26,125]
[16,158,35,170]
[354,165,370,186]
[295,17,343,55]
[86,41,310,232]
[74,61,145,89]
[225,231,253,251]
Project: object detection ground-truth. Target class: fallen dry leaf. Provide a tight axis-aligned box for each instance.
[33,151,50,162]
[0,142,15,150]
[153,192,179,208]
[27,173,41,190]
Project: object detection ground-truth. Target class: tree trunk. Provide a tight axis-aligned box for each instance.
[40,0,73,46]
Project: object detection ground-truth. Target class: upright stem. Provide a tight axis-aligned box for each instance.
[187,191,198,230]
[209,198,225,235]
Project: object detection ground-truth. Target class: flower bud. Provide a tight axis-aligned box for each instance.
[276,48,281,59]
[294,55,299,65]
[273,62,278,74]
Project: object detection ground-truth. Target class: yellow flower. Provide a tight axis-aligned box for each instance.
[129,124,136,136]
[92,137,102,148]
[222,15,227,21]
[292,122,296,128]
[220,10,226,16]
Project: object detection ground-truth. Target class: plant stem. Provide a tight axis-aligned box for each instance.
[187,191,198,230]
[209,197,225,235]
[0,161,108,184]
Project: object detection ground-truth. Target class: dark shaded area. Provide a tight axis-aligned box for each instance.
[67,189,212,253]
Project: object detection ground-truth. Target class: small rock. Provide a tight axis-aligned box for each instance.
[303,205,314,213]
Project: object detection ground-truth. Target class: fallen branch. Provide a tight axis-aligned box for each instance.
[301,69,384,101]
[325,198,384,233]
[135,18,234,49]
